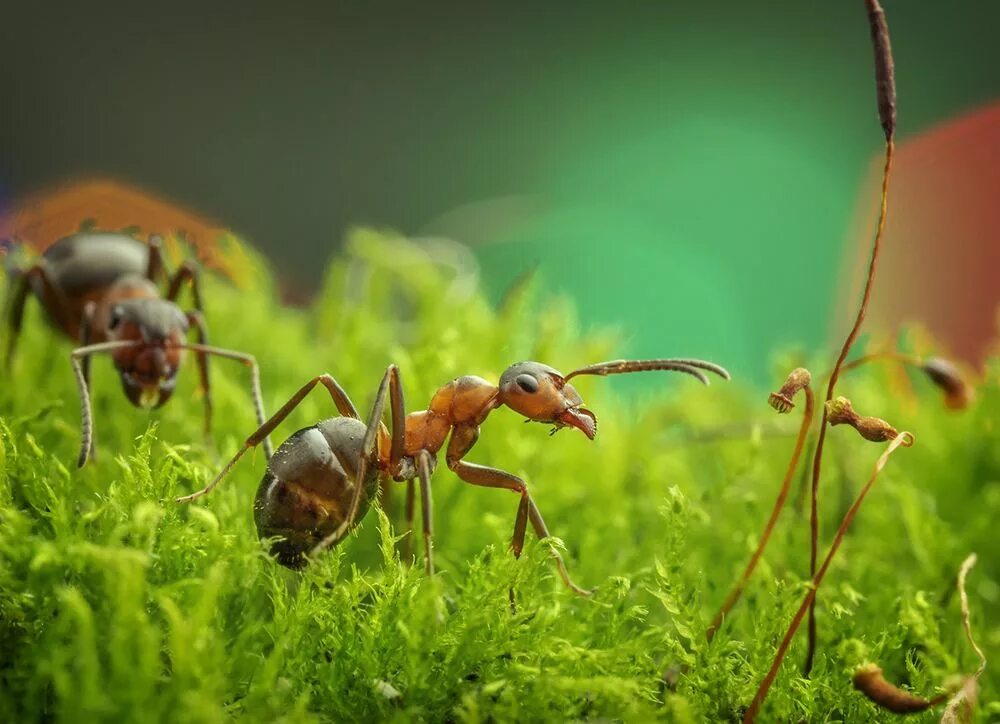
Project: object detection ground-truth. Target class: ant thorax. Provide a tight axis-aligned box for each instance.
[401,376,499,459]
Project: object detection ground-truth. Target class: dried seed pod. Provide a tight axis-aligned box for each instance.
[768,367,812,413]
[853,664,945,714]
[922,358,974,410]
[865,0,896,141]
[825,396,906,443]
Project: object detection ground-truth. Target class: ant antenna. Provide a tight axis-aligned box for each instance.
[563,358,731,385]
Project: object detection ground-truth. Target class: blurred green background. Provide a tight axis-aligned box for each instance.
[2,0,999,384]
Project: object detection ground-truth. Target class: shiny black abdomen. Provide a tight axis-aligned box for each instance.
[41,232,149,298]
[253,417,380,568]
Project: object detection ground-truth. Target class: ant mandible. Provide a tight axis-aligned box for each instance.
[176,357,729,594]
[2,230,273,466]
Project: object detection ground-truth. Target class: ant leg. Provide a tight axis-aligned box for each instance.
[174,371,359,502]
[446,427,590,596]
[380,365,406,515]
[404,479,416,564]
[184,312,214,446]
[70,340,143,468]
[145,234,166,284]
[3,265,32,368]
[166,259,203,313]
[310,365,396,556]
[388,365,406,468]
[3,261,71,368]
[416,449,435,575]
[180,341,278,458]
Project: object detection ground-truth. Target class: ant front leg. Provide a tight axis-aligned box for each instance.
[181,340,276,459]
[166,259,204,313]
[184,312,214,446]
[446,425,591,596]
[145,234,166,285]
[146,233,204,315]
[3,261,72,368]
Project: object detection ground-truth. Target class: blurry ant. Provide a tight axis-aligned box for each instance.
[2,230,272,466]
[176,357,729,593]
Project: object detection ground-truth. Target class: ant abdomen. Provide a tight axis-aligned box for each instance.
[253,417,380,568]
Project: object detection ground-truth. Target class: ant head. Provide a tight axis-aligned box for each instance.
[106,299,189,409]
[497,361,597,439]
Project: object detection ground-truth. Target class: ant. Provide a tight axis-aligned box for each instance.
[2,230,272,467]
[176,357,729,593]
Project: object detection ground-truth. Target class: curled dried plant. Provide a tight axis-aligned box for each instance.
[768,367,812,413]
[853,664,949,714]
[706,369,814,642]
[744,431,914,723]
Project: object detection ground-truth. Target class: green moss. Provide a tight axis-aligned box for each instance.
[1,230,997,722]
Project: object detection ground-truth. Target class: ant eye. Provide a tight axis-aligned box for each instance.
[515,374,539,393]
[109,306,123,329]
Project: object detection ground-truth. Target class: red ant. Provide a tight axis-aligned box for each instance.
[176,358,729,593]
[2,230,272,466]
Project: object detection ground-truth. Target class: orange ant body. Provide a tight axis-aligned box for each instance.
[2,231,272,466]
[177,358,729,592]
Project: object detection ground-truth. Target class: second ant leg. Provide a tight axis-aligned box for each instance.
[404,479,416,564]
[175,372,360,502]
[449,457,591,596]
[416,450,435,575]
[310,366,395,555]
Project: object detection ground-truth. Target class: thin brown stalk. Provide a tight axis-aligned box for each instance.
[804,0,898,675]
[706,388,814,642]
[744,432,912,724]
[806,133,896,678]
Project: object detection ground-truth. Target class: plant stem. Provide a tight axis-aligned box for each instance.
[707,388,814,643]
[804,138,895,677]
[744,432,912,724]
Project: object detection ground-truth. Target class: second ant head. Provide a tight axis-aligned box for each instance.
[497,361,598,439]
[105,297,189,409]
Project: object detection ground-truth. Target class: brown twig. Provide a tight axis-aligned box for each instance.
[744,431,913,723]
